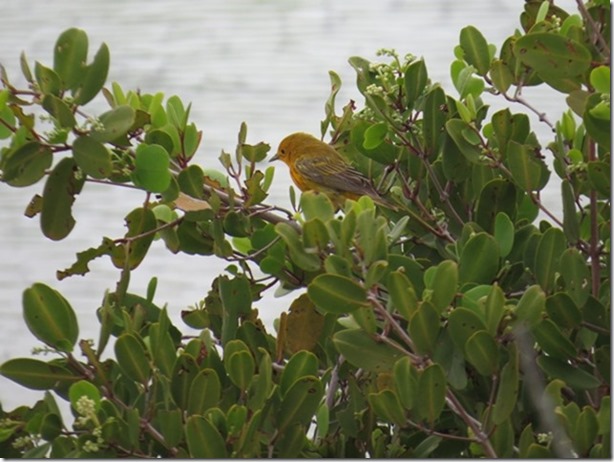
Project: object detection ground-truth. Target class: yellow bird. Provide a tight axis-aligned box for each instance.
[270,132,395,209]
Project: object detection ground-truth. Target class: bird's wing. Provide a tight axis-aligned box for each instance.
[294,155,379,197]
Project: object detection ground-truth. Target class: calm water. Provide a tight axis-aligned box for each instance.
[0,0,574,410]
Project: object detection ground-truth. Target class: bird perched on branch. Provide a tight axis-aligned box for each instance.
[270,132,396,210]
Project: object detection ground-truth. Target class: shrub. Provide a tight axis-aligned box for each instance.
[0,1,610,457]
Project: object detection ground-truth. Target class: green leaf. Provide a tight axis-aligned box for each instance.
[561,180,580,243]
[185,415,228,458]
[72,135,113,179]
[241,141,270,163]
[514,33,591,92]
[445,119,481,163]
[219,275,252,345]
[423,87,447,155]
[74,42,110,105]
[132,144,171,193]
[587,161,610,196]
[576,406,599,455]
[413,435,443,458]
[404,58,428,108]
[459,232,500,284]
[560,248,590,308]
[416,364,447,424]
[41,94,76,128]
[0,358,76,390]
[506,140,550,191]
[300,190,335,222]
[465,330,498,376]
[333,328,403,373]
[278,376,324,431]
[546,292,582,329]
[53,28,88,90]
[409,301,440,355]
[157,410,183,448]
[91,105,135,143]
[492,350,519,424]
[393,356,417,410]
[362,122,388,150]
[537,355,600,390]
[111,207,157,270]
[41,157,84,240]
[386,269,419,320]
[275,222,321,272]
[484,284,506,336]
[534,227,566,292]
[368,390,406,427]
[475,179,517,233]
[584,93,610,147]
[426,260,458,312]
[459,26,491,76]
[23,283,78,352]
[226,350,255,391]
[308,274,369,314]
[2,141,53,187]
[34,62,62,96]
[494,212,514,257]
[533,318,577,360]
[489,59,513,93]
[68,380,101,412]
[171,354,199,409]
[188,369,221,415]
[590,66,610,94]
[280,351,319,396]
[114,333,151,384]
[514,284,545,328]
[448,307,487,354]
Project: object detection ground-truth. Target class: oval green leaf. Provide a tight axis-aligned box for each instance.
[534,227,566,292]
[448,307,487,354]
[416,364,447,425]
[459,25,491,76]
[188,369,221,415]
[185,415,228,458]
[2,141,53,187]
[53,28,88,91]
[465,330,498,376]
[280,350,319,396]
[333,328,403,373]
[537,355,600,390]
[72,135,113,179]
[114,333,151,384]
[74,42,110,105]
[308,274,369,314]
[23,283,78,352]
[0,358,76,390]
[41,157,84,240]
[532,318,577,360]
[368,389,406,427]
[91,105,135,143]
[409,301,440,355]
[459,232,500,284]
[278,376,324,432]
[427,260,458,312]
[492,351,519,424]
[507,140,550,191]
[132,144,171,193]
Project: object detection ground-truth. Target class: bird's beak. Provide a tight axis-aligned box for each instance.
[269,153,279,162]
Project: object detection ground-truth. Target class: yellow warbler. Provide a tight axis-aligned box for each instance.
[270,132,395,209]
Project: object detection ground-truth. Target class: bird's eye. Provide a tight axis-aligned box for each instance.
[281,149,286,155]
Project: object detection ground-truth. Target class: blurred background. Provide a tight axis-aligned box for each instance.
[0,0,573,409]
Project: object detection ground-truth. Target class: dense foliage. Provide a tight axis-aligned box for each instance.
[0,0,610,457]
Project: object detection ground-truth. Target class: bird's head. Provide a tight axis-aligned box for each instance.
[269,132,316,165]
